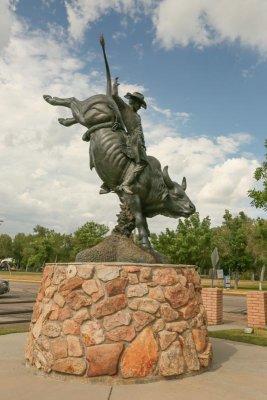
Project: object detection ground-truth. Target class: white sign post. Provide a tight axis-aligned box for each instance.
[217,269,224,279]
[210,248,219,288]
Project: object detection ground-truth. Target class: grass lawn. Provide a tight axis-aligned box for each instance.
[202,278,267,291]
[209,329,267,346]
[0,271,42,282]
[0,327,29,335]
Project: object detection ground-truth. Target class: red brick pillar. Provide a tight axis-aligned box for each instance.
[202,288,223,325]
[247,291,267,328]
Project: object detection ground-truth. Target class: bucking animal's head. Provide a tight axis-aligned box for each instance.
[162,166,196,218]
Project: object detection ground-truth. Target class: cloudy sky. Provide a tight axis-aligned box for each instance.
[0,0,266,237]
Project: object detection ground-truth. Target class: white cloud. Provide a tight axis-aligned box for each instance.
[112,31,127,41]
[64,0,267,56]
[148,100,191,124]
[64,0,150,41]
[133,43,144,59]
[0,0,17,51]
[0,16,116,235]
[153,0,267,55]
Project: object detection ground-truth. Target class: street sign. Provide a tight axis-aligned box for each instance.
[211,247,219,268]
[224,275,231,289]
[217,269,224,279]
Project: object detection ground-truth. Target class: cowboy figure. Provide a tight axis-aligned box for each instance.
[101,77,148,194]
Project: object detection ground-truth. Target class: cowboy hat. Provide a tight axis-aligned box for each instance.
[124,92,147,109]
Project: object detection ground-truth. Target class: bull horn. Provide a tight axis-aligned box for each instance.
[182,177,187,191]
[163,166,174,189]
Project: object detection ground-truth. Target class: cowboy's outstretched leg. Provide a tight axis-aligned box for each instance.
[43,95,75,108]
[121,162,146,194]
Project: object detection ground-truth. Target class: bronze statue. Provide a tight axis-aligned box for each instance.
[43,36,195,249]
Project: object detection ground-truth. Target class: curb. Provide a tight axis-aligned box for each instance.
[223,290,248,295]
[7,279,41,284]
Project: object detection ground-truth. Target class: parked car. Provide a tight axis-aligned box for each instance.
[0,279,10,295]
[0,262,9,271]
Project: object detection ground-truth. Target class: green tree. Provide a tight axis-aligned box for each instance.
[214,210,254,288]
[12,233,30,269]
[0,234,13,259]
[26,236,54,271]
[151,213,213,272]
[248,139,267,211]
[246,218,267,286]
[73,221,109,254]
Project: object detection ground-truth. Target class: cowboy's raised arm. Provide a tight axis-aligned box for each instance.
[112,77,127,111]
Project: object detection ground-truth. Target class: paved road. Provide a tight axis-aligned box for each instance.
[223,294,246,312]
[0,282,39,326]
[222,294,247,327]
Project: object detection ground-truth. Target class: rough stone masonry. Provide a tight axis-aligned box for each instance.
[25,263,212,382]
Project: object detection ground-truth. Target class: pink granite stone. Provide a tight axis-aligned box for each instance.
[81,321,105,346]
[149,286,165,302]
[54,292,65,307]
[59,276,84,295]
[66,291,92,311]
[133,311,155,331]
[62,319,80,335]
[127,284,148,297]
[103,310,132,331]
[159,341,186,376]
[73,308,90,324]
[198,342,213,368]
[158,330,177,350]
[182,330,200,371]
[121,327,159,378]
[192,328,207,353]
[164,283,190,308]
[86,343,124,376]
[58,306,72,321]
[179,300,199,320]
[50,338,68,359]
[160,303,179,321]
[41,322,61,338]
[152,268,179,286]
[105,325,136,342]
[139,267,152,282]
[105,278,128,297]
[166,321,189,333]
[67,336,84,357]
[91,294,128,318]
[52,358,86,375]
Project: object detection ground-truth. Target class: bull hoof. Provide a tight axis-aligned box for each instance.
[99,188,110,194]
[58,118,66,126]
[43,94,57,105]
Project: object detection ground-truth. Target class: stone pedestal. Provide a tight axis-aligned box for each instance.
[25,263,212,382]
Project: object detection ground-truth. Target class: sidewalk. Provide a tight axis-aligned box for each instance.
[0,332,266,400]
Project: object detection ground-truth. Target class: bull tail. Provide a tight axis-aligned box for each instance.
[100,34,112,96]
